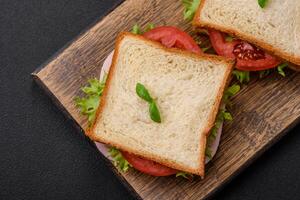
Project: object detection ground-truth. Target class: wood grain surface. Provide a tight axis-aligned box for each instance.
[32,0,300,199]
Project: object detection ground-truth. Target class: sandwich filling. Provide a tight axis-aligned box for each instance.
[76,26,238,178]
[183,0,291,82]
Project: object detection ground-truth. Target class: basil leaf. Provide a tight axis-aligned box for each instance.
[258,0,268,8]
[233,70,250,84]
[149,101,161,123]
[277,63,288,77]
[136,83,161,123]
[136,83,153,103]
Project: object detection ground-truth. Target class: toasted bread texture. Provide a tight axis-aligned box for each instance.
[88,32,234,177]
[194,0,300,67]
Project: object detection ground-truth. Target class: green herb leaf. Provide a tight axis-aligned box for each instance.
[223,84,241,104]
[144,23,155,32]
[75,77,106,125]
[258,0,269,8]
[205,84,240,158]
[277,63,288,77]
[108,147,132,172]
[207,126,218,145]
[226,84,241,97]
[205,148,213,159]
[136,83,153,103]
[182,0,201,21]
[136,83,161,123]
[223,111,233,121]
[233,70,250,84]
[149,101,161,123]
[259,69,271,78]
[75,95,100,123]
[131,23,155,34]
[82,78,105,96]
[131,24,142,35]
[176,172,194,180]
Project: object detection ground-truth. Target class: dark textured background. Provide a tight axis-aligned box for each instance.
[0,0,299,199]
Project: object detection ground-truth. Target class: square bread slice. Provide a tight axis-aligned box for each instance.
[193,0,300,66]
[88,32,234,177]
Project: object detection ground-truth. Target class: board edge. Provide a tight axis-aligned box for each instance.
[206,115,300,199]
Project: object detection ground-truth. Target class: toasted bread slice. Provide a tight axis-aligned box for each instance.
[193,0,300,67]
[88,32,234,177]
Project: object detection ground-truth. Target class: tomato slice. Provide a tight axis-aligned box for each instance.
[119,26,202,176]
[121,151,177,176]
[208,29,280,71]
[143,26,202,54]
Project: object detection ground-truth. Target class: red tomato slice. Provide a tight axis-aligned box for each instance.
[121,151,177,176]
[143,26,202,54]
[208,29,280,71]
[119,26,202,177]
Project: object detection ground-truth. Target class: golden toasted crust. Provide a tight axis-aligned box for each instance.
[87,32,234,178]
[193,0,300,68]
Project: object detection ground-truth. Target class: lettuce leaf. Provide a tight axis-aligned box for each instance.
[205,84,240,158]
[108,147,132,172]
[277,63,288,77]
[182,0,201,21]
[75,76,106,125]
[131,23,155,35]
[233,70,250,84]
[176,171,194,180]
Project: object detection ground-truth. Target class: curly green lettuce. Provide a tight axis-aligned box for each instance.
[205,84,240,159]
[233,70,250,84]
[75,75,133,172]
[277,63,288,77]
[108,147,132,172]
[75,77,106,125]
[176,172,194,180]
[131,23,155,35]
[182,0,201,21]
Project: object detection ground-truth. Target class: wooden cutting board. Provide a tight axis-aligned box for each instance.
[32,0,300,199]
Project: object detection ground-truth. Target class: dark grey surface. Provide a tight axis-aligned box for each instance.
[0,0,299,199]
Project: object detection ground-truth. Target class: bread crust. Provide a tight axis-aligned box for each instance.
[88,32,234,178]
[193,0,300,68]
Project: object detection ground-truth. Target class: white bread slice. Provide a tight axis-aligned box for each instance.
[88,32,234,177]
[193,0,300,67]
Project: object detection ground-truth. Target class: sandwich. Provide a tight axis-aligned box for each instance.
[190,0,299,75]
[76,25,239,178]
